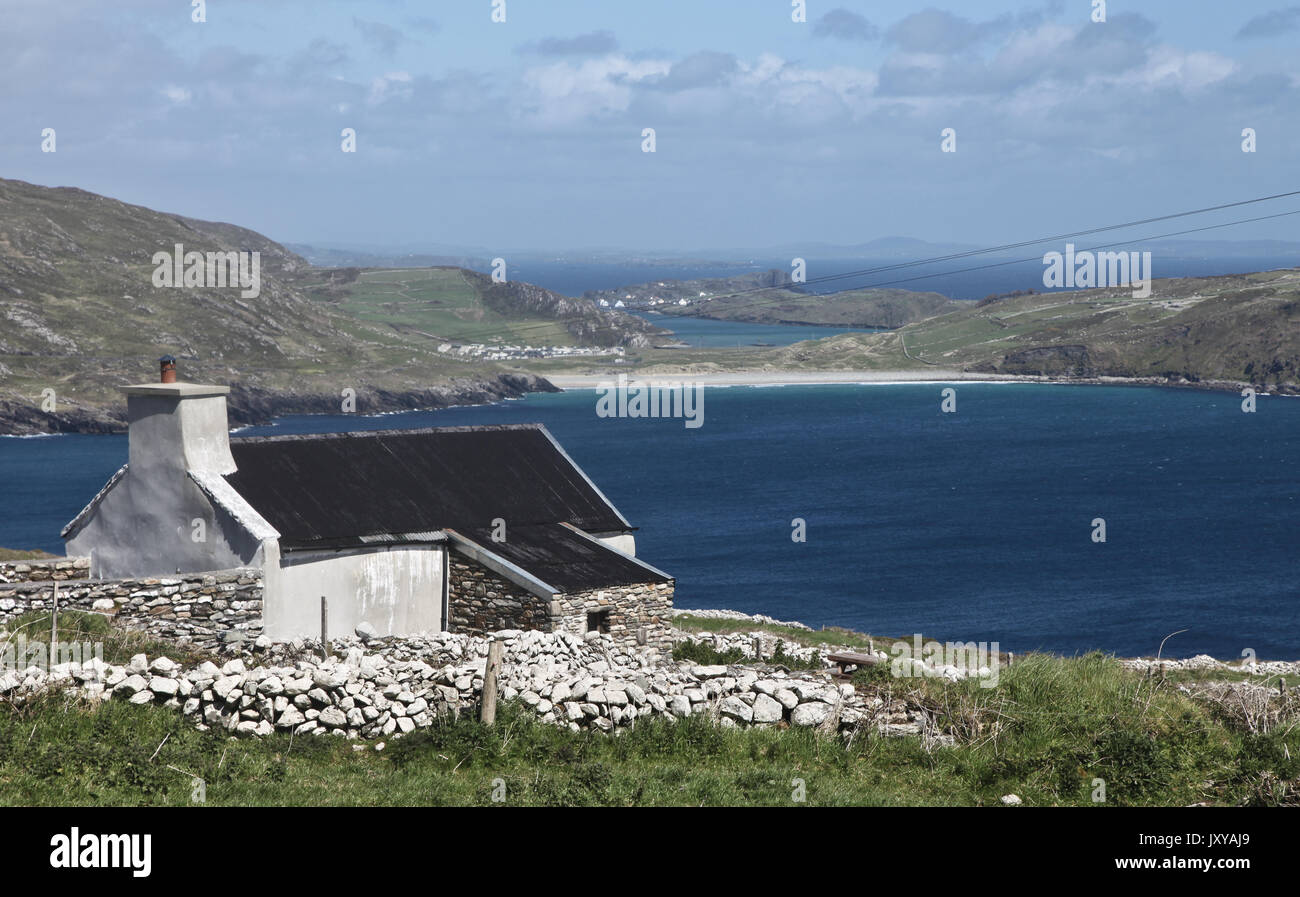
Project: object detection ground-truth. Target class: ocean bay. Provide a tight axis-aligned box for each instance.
[1,382,1294,660]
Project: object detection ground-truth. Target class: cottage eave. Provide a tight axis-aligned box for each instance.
[556,522,676,584]
[61,463,128,541]
[443,528,560,599]
[188,470,281,543]
[279,531,449,552]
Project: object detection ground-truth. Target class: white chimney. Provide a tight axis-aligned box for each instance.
[121,359,235,477]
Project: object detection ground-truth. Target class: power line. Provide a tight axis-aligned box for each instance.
[630,208,1300,343]
[706,188,1300,299]
[799,208,1300,294]
[484,211,1298,345]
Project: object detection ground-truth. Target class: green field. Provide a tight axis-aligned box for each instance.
[314,267,578,347]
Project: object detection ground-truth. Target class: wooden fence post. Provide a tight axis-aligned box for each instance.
[50,581,59,669]
[480,639,504,725]
[320,596,329,660]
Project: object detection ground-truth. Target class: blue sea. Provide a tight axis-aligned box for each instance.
[3,382,1297,660]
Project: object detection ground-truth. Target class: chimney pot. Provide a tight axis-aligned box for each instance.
[159,355,177,384]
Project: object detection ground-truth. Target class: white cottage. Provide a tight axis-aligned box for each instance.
[63,364,674,647]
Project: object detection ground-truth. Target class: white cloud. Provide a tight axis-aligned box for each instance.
[1121,47,1237,91]
[518,55,670,126]
[367,71,412,105]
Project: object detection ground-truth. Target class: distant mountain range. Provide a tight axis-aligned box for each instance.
[706,237,1300,260]
[289,236,1299,267]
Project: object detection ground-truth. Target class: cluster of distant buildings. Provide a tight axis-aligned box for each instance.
[597,283,714,311]
[436,342,626,361]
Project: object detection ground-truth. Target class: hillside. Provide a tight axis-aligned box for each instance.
[616,268,1300,394]
[681,285,959,328]
[296,265,663,349]
[0,178,657,434]
[866,268,1300,389]
[583,271,959,328]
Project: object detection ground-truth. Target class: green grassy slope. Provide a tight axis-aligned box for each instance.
[677,286,959,328]
[295,266,665,348]
[2,652,1295,806]
[896,269,1300,386]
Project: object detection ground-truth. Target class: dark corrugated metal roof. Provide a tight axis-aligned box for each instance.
[225,425,631,551]
[459,524,670,592]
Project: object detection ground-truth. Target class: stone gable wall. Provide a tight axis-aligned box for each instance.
[445,556,552,634]
[552,582,674,652]
[446,552,673,650]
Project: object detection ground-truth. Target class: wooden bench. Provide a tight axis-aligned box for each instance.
[827,651,879,679]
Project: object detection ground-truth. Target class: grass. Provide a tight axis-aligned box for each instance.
[674,613,872,648]
[315,267,578,347]
[0,548,58,561]
[1,651,1295,806]
[1160,666,1293,688]
[673,613,942,655]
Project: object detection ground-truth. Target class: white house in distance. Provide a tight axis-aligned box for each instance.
[63,361,674,647]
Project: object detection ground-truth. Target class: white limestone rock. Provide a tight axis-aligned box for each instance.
[148,677,180,697]
[791,702,832,727]
[751,693,785,724]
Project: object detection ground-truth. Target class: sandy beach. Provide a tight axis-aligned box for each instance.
[545,369,1270,394]
[548,369,1045,389]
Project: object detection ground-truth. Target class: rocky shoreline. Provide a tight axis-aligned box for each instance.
[0,372,558,437]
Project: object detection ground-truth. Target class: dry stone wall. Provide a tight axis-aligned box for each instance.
[0,558,91,583]
[0,568,264,652]
[0,629,939,740]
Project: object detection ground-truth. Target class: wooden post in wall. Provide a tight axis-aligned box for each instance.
[480,639,504,725]
[320,596,330,660]
[50,581,59,667]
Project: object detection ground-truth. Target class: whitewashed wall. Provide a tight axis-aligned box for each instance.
[263,543,444,640]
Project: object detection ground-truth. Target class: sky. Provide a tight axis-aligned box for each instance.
[1,0,1298,254]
